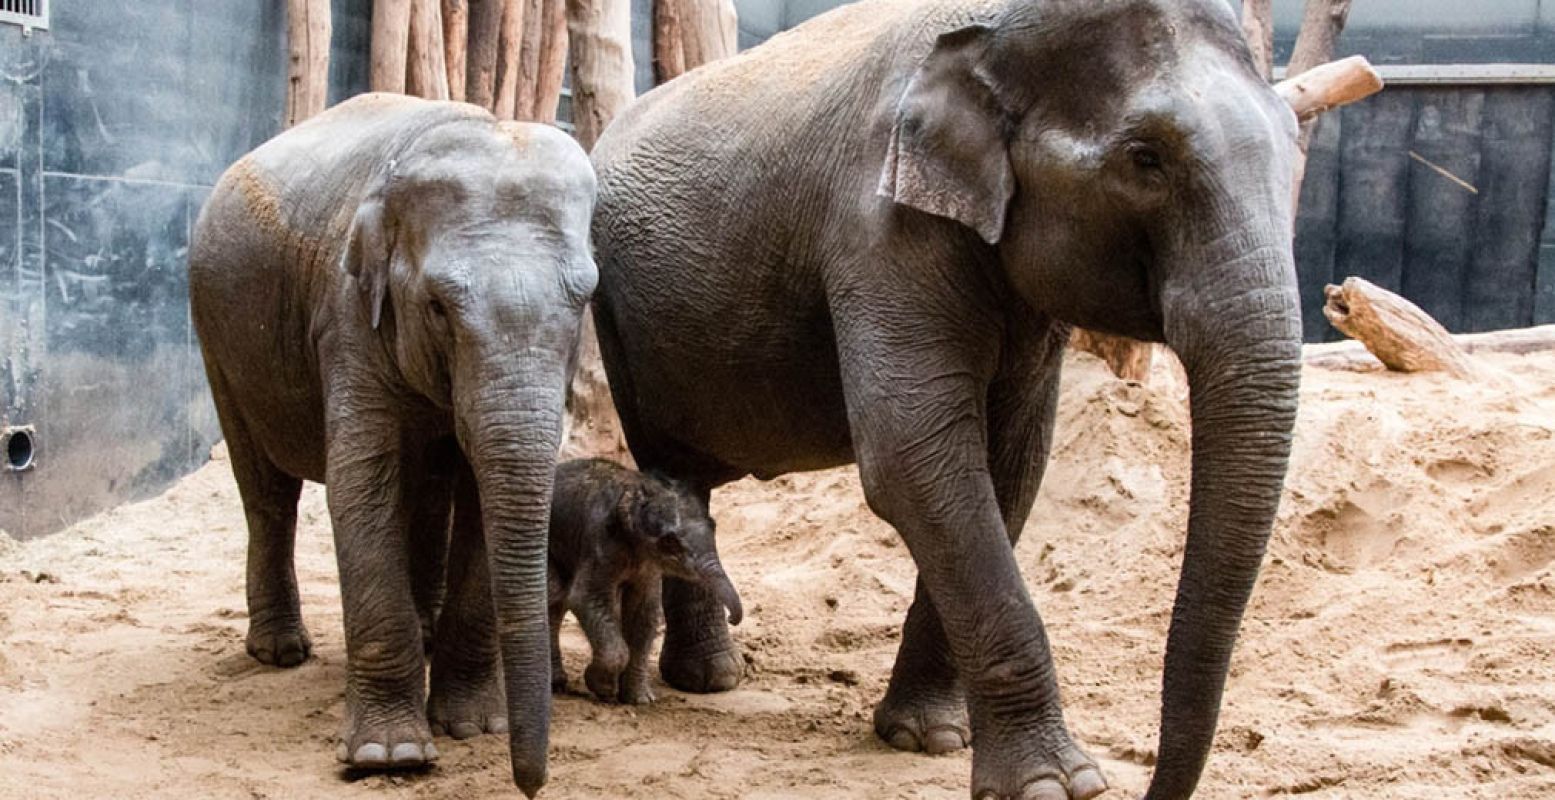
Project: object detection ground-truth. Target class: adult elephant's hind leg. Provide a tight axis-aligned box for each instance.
[873,322,1072,760]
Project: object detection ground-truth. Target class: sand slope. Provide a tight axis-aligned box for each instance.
[2,351,1554,798]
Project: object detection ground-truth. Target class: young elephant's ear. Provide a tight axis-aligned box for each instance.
[342,184,392,330]
[877,24,1014,245]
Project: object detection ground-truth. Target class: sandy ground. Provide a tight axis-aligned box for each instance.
[3,350,1555,799]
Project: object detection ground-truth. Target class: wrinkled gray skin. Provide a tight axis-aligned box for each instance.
[546,458,743,705]
[590,0,1302,797]
[189,93,596,797]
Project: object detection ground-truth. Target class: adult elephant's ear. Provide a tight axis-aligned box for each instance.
[342,182,392,330]
[877,24,1014,245]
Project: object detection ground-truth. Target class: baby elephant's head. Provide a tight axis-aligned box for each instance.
[619,475,743,626]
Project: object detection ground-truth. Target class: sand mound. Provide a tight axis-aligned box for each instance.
[2,351,1554,798]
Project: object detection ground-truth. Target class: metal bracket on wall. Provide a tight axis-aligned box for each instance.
[0,0,47,33]
[2,426,37,473]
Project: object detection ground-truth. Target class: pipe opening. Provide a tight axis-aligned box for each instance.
[3,427,36,472]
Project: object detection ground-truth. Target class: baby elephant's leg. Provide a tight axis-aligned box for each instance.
[570,570,629,702]
[548,566,568,693]
[619,577,663,704]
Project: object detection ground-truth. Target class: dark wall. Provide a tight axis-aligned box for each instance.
[0,1,370,539]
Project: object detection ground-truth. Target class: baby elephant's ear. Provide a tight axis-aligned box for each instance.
[342,180,392,330]
[878,24,1015,245]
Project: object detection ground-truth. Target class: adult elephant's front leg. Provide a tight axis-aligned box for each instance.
[874,321,1072,758]
[657,483,743,693]
[839,313,1102,800]
[327,408,437,769]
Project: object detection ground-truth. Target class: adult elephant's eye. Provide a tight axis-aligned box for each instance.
[428,298,447,317]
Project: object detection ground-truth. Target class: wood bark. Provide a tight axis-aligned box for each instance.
[653,0,686,83]
[533,0,569,122]
[407,0,451,100]
[1322,277,1478,378]
[513,0,546,118]
[1274,55,1383,123]
[442,0,469,100]
[1241,0,1273,80]
[371,0,412,93]
[1070,329,1157,384]
[679,0,736,68]
[466,0,504,109]
[1286,0,1355,205]
[493,0,527,119]
[286,0,332,127]
[1306,324,1555,371]
[566,0,636,149]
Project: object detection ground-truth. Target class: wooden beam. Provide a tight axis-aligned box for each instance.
[371,0,412,93]
[533,0,568,122]
[407,0,451,100]
[493,0,526,119]
[442,0,469,100]
[653,0,686,83]
[514,0,545,119]
[1241,0,1273,81]
[466,0,504,109]
[679,0,736,69]
[1275,55,1383,123]
[566,0,636,149]
[286,0,332,127]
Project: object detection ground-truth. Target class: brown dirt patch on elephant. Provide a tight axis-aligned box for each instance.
[3,349,1555,798]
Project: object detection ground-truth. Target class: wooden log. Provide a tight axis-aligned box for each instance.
[285,0,332,127]
[493,0,526,119]
[532,0,568,122]
[1285,0,1355,206]
[1070,329,1157,383]
[407,0,451,100]
[1241,0,1273,81]
[371,0,413,93]
[653,0,686,83]
[513,0,545,119]
[679,0,736,68]
[1274,56,1383,123]
[566,0,636,149]
[1321,276,1478,378]
[1304,325,1555,371]
[442,0,469,100]
[466,0,504,109]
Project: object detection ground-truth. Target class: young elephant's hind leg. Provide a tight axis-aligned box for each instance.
[211,371,310,668]
[619,576,663,704]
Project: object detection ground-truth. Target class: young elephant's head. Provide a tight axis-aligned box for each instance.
[616,475,743,626]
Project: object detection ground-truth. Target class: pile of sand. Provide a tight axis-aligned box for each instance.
[2,350,1553,798]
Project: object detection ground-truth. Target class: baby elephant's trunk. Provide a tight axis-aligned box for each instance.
[698,557,743,626]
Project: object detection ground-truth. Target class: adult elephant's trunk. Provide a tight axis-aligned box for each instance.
[454,351,569,799]
[1147,235,1302,799]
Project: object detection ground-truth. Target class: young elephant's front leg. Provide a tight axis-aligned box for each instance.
[569,569,630,702]
[327,409,436,769]
[619,576,663,704]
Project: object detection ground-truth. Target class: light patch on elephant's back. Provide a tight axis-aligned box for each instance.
[227,157,289,238]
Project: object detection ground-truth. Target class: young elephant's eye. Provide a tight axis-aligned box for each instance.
[428,298,447,317]
[1128,142,1164,171]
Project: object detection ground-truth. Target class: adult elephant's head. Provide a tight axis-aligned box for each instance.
[879,0,1301,795]
[345,119,598,797]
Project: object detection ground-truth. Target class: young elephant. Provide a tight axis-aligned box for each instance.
[547,459,742,704]
[190,93,596,795]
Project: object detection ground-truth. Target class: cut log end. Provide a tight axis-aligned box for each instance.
[1322,277,1478,379]
[1274,55,1384,123]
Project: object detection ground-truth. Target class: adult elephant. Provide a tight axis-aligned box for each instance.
[589,0,1303,797]
[191,94,596,796]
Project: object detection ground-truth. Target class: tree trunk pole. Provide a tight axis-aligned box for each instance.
[1241,0,1273,80]
[408,0,451,100]
[533,0,569,122]
[442,0,469,100]
[467,0,504,109]
[494,0,527,119]
[286,0,332,127]
[565,0,636,149]
[371,0,413,93]
[679,0,736,68]
[653,0,686,83]
[1286,0,1354,207]
[514,0,546,119]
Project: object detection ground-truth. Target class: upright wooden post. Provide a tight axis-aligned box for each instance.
[653,0,685,83]
[408,0,451,99]
[1286,0,1355,211]
[371,0,413,93]
[286,0,332,127]
[565,0,635,149]
[467,0,504,109]
[514,0,546,119]
[1241,0,1273,80]
[679,0,736,68]
[533,0,569,122]
[494,0,526,119]
[442,0,469,100]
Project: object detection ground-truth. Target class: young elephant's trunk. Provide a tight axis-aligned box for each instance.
[697,557,743,626]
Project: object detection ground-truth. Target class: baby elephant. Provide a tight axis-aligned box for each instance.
[548,459,743,704]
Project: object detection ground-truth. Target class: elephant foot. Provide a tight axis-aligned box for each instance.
[872,690,970,754]
[337,707,438,770]
[657,626,742,693]
[427,671,507,740]
[245,619,312,667]
[971,726,1106,800]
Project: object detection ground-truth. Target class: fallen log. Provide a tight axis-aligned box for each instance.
[407,0,451,100]
[1321,277,1477,378]
[1306,324,1555,370]
[1070,329,1156,384]
[285,0,331,127]
[371,0,412,93]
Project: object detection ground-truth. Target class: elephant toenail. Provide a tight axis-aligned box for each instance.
[353,743,388,766]
[887,728,922,752]
[389,742,424,764]
[1070,767,1108,799]
[923,727,968,754]
[488,716,508,734]
[336,742,350,763]
[1019,778,1069,800]
[449,721,482,740]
